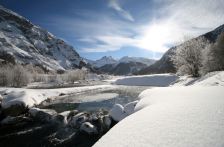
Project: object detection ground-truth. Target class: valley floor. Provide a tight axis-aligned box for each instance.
[0,71,224,147]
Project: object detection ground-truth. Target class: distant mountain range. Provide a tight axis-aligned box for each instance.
[0,5,86,72]
[137,24,224,75]
[86,56,156,75]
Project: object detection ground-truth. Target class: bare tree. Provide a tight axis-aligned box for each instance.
[0,64,31,87]
[172,37,209,77]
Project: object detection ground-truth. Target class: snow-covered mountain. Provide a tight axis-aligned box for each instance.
[138,24,224,74]
[87,56,117,68]
[87,56,156,68]
[119,56,155,66]
[0,5,86,72]
[87,56,156,75]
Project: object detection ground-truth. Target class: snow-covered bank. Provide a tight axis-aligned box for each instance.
[94,86,224,147]
[114,74,178,86]
[172,71,224,86]
[0,85,115,109]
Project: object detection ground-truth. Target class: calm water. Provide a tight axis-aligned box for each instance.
[39,85,150,112]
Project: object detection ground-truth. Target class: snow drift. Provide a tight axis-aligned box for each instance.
[94,86,224,147]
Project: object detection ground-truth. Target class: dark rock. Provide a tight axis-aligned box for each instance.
[68,112,89,128]
[67,110,79,121]
[80,122,98,135]
[59,93,66,96]
[29,107,57,122]
[2,103,28,116]
[0,116,32,126]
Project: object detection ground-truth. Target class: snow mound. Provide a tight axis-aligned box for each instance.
[1,89,46,109]
[114,74,178,86]
[109,104,127,122]
[94,86,224,147]
[123,100,138,115]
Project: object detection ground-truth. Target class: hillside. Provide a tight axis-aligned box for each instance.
[0,5,86,72]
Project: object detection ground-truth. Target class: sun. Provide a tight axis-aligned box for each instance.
[138,23,173,53]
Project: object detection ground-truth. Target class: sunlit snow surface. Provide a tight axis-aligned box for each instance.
[94,86,224,147]
[94,72,224,147]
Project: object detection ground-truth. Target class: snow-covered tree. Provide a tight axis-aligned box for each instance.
[172,37,209,77]
[202,33,224,73]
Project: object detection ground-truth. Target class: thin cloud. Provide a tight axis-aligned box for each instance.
[43,0,224,56]
[135,0,224,52]
[108,0,134,22]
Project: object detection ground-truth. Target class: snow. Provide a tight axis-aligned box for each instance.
[91,56,117,68]
[29,107,57,117]
[123,100,138,115]
[89,56,156,68]
[119,56,156,66]
[114,74,178,86]
[94,86,224,147]
[0,85,115,109]
[172,71,224,86]
[109,104,127,122]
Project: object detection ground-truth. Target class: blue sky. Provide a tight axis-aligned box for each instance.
[0,0,224,60]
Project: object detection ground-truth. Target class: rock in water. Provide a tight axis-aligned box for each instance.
[0,116,31,126]
[68,112,89,128]
[109,104,127,122]
[67,110,79,121]
[2,103,28,116]
[103,115,112,129]
[29,107,57,122]
[124,100,139,115]
[54,111,72,125]
[0,94,3,103]
[80,122,98,135]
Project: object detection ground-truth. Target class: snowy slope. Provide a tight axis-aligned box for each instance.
[0,5,86,71]
[88,56,156,68]
[94,86,224,147]
[119,56,156,66]
[89,56,117,68]
[172,71,224,86]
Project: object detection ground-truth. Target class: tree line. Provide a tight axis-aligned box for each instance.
[172,33,224,77]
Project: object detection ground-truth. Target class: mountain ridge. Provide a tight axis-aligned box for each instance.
[86,56,156,75]
[0,5,86,72]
